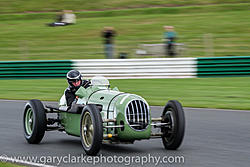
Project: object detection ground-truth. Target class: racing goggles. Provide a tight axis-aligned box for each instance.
[69,79,81,87]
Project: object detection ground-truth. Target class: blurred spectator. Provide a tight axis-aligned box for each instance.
[102,27,116,59]
[164,26,177,57]
[48,10,76,27]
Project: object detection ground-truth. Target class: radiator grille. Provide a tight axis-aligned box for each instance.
[126,100,149,130]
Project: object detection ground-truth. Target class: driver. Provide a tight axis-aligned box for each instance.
[65,70,90,108]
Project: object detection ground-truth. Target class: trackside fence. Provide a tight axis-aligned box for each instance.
[0,60,73,78]
[0,56,250,79]
[197,56,250,77]
[72,58,196,79]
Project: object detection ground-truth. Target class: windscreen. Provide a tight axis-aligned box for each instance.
[91,76,110,86]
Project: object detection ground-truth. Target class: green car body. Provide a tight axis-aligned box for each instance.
[59,77,151,141]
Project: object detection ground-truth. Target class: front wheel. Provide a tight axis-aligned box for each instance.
[80,104,103,155]
[161,100,185,150]
[23,99,47,144]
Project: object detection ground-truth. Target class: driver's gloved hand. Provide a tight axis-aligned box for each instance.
[82,80,91,88]
[66,98,77,111]
[68,103,84,114]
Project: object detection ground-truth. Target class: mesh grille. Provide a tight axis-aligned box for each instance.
[126,100,149,130]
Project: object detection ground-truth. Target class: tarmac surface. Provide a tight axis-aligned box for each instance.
[0,100,250,167]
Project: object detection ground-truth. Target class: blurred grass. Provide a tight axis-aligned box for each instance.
[0,162,25,167]
[0,3,249,60]
[1,77,250,110]
[0,0,248,14]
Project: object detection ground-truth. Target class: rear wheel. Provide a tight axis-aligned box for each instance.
[23,99,47,144]
[80,104,103,155]
[161,100,185,150]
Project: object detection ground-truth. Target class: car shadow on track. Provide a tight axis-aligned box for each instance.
[101,144,145,154]
[41,138,82,146]
[42,138,145,154]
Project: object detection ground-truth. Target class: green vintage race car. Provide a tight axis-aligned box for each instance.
[23,76,185,155]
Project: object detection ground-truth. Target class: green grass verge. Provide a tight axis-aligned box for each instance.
[1,3,250,21]
[0,3,249,60]
[0,162,25,167]
[1,77,250,110]
[0,0,248,14]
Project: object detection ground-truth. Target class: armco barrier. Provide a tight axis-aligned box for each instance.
[197,56,250,77]
[1,56,250,79]
[0,58,196,79]
[73,58,197,79]
[0,60,73,78]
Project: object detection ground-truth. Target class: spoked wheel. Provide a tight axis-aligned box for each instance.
[25,107,34,136]
[80,104,103,155]
[82,112,94,148]
[23,99,47,144]
[161,100,185,150]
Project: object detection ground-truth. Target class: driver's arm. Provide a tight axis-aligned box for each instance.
[65,89,76,107]
[82,80,91,88]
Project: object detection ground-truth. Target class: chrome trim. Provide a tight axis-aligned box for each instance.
[142,101,147,123]
[125,99,150,131]
[103,119,116,123]
[131,101,135,122]
[151,133,163,136]
[131,94,151,124]
[104,125,124,128]
[151,122,170,127]
[140,101,147,123]
[134,101,139,123]
[151,117,163,121]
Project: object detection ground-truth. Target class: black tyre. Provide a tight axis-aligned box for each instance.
[23,99,47,144]
[161,100,185,150]
[80,104,103,155]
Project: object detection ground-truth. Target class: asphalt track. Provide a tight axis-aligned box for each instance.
[0,100,250,167]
